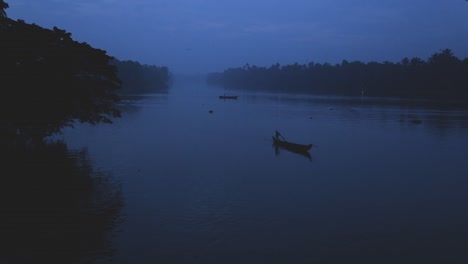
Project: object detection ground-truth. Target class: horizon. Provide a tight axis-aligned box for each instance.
[6,0,468,75]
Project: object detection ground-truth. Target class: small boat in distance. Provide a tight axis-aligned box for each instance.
[219,94,238,99]
[272,131,312,153]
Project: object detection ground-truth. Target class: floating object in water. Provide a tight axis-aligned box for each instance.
[219,95,238,99]
[272,131,312,153]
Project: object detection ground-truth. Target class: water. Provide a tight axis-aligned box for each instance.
[3,81,468,263]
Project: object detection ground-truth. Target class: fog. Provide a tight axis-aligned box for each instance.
[7,0,468,75]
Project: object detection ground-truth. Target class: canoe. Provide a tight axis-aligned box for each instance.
[272,136,312,153]
[274,143,312,160]
[219,95,238,99]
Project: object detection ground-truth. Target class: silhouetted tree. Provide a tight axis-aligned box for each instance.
[0,18,122,142]
[111,59,171,94]
[207,49,468,103]
[0,0,8,18]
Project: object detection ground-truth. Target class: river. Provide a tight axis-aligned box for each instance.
[3,79,468,263]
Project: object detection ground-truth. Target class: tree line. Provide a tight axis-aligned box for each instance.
[207,49,468,102]
[0,1,170,143]
[111,59,170,94]
[1,4,124,262]
[0,17,121,142]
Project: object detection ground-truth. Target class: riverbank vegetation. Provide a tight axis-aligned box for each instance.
[0,17,121,142]
[0,1,170,143]
[207,49,468,103]
[111,59,171,94]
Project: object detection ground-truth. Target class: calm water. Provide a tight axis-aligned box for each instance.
[3,81,468,263]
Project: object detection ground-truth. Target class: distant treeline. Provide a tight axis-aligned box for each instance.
[111,59,171,94]
[207,49,468,101]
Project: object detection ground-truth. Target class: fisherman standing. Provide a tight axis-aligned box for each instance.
[275,130,283,140]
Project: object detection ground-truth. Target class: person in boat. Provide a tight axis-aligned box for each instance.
[275,130,283,141]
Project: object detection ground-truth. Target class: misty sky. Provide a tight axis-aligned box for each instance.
[6,0,468,75]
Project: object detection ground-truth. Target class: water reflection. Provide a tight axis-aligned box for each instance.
[51,85,468,263]
[242,91,468,138]
[240,91,468,109]
[0,141,123,264]
[117,93,168,112]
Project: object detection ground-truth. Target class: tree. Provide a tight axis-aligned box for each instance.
[428,48,459,66]
[0,19,122,142]
[0,0,8,18]
[206,49,468,101]
[110,59,170,93]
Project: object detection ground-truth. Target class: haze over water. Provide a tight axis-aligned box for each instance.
[3,1,468,263]
[51,79,468,263]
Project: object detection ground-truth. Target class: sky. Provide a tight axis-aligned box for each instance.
[6,0,468,75]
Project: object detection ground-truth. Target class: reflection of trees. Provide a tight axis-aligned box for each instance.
[417,113,468,138]
[0,141,123,264]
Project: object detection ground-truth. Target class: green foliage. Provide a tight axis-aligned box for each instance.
[207,49,468,102]
[0,18,122,141]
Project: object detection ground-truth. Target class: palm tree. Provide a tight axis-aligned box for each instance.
[1,0,9,18]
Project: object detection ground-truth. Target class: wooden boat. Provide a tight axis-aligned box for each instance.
[272,136,312,153]
[219,95,238,99]
[274,144,312,160]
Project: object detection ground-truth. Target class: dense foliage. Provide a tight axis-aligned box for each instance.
[207,49,468,102]
[0,0,8,18]
[0,17,122,142]
[111,59,170,94]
